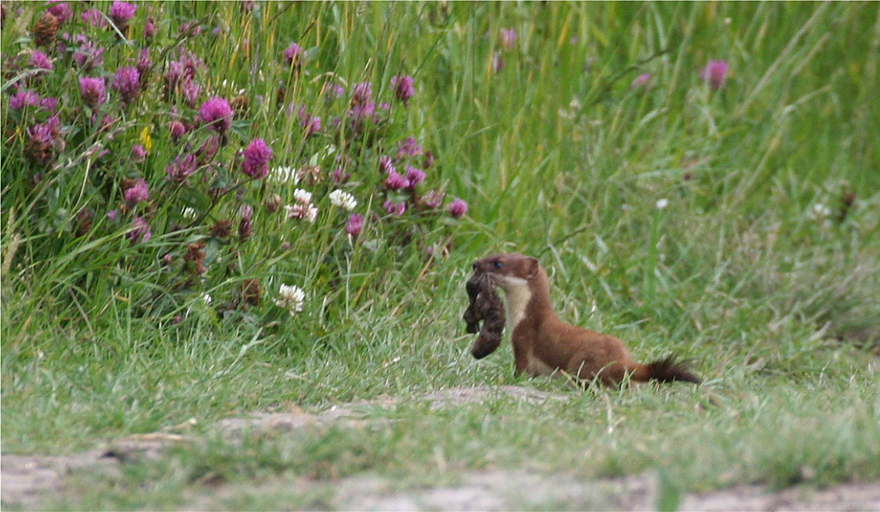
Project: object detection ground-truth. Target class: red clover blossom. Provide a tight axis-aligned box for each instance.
[112,66,140,104]
[700,60,729,90]
[78,77,106,107]
[390,75,414,105]
[346,214,364,237]
[448,198,468,218]
[199,97,233,134]
[241,138,273,179]
[124,178,149,205]
[128,216,151,245]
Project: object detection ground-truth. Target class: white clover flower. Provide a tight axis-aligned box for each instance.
[808,203,832,220]
[201,293,213,305]
[293,188,313,204]
[655,198,669,210]
[274,283,305,316]
[182,207,197,219]
[304,204,319,223]
[328,190,357,211]
[269,166,300,184]
[284,203,319,223]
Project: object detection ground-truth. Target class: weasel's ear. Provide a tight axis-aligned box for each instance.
[526,257,540,279]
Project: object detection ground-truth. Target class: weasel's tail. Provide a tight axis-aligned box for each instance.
[632,355,701,384]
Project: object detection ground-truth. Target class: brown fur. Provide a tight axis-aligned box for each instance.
[471,253,700,386]
[462,272,506,359]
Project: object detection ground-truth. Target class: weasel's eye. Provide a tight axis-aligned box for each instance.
[493,261,503,269]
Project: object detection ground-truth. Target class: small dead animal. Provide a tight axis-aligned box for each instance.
[462,271,506,359]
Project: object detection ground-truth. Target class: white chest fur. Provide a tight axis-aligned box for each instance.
[489,274,532,331]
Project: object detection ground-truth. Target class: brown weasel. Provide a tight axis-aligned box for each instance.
[471,253,700,385]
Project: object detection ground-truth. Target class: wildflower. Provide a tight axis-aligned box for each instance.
[144,16,156,38]
[179,21,201,37]
[30,50,53,71]
[75,208,93,237]
[136,49,152,83]
[384,201,406,216]
[329,190,357,211]
[201,293,213,305]
[184,242,206,275]
[283,42,303,67]
[423,151,434,169]
[166,154,197,183]
[181,77,200,107]
[329,168,350,184]
[47,2,73,24]
[655,198,669,210]
[285,201,318,223]
[700,60,729,90]
[238,215,253,241]
[73,38,104,70]
[112,66,140,104]
[196,136,220,164]
[379,155,394,174]
[390,75,414,105]
[346,213,364,237]
[422,189,445,209]
[269,166,299,184]
[210,219,232,238]
[34,11,60,47]
[9,90,41,110]
[500,28,517,50]
[299,107,321,136]
[169,120,186,140]
[327,83,345,100]
[109,1,137,31]
[808,203,832,220]
[25,115,62,165]
[632,73,651,89]
[448,198,468,218]
[264,194,282,213]
[384,170,409,191]
[241,138,273,179]
[285,189,318,223]
[128,217,151,245]
[241,279,261,306]
[405,167,426,189]
[273,284,305,316]
[182,207,197,219]
[39,97,58,112]
[351,82,372,105]
[107,209,118,221]
[239,204,254,221]
[294,188,313,204]
[131,144,147,163]
[79,77,106,107]
[348,101,375,122]
[124,178,149,205]
[81,8,106,28]
[199,97,233,134]
[397,136,423,158]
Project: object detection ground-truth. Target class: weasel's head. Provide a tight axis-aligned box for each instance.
[472,253,540,293]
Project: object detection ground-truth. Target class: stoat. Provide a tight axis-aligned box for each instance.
[471,253,701,386]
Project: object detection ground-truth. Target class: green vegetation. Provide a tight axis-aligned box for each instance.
[3,2,879,509]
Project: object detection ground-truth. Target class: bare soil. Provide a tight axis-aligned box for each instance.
[3,385,879,511]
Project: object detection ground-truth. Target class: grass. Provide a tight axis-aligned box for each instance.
[3,1,880,509]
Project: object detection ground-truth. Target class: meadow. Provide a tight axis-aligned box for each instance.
[2,1,879,509]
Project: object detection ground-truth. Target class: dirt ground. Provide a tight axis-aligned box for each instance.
[4,386,880,511]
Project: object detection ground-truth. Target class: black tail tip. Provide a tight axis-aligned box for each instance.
[647,355,702,384]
